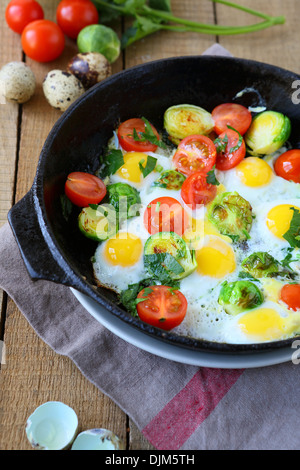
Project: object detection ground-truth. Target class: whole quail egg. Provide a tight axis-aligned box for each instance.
[67,52,112,89]
[0,61,36,104]
[43,70,85,112]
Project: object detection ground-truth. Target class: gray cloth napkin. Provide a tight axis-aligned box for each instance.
[1,45,300,450]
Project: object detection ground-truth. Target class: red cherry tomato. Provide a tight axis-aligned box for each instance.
[144,196,188,236]
[172,135,217,177]
[181,172,217,210]
[56,0,99,40]
[280,284,300,311]
[21,19,65,62]
[215,128,246,171]
[5,0,44,34]
[136,285,188,330]
[212,103,252,136]
[274,149,300,184]
[118,118,160,153]
[65,172,107,207]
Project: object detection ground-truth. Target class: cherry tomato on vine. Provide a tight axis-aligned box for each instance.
[215,128,246,171]
[136,285,188,330]
[144,196,189,236]
[65,172,107,207]
[118,118,160,153]
[5,0,44,34]
[181,171,217,210]
[212,103,252,136]
[172,134,217,177]
[274,149,300,184]
[21,19,65,62]
[280,284,300,311]
[56,0,99,40]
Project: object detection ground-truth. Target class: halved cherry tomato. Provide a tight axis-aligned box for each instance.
[118,118,160,153]
[181,172,217,210]
[280,284,300,311]
[5,0,44,34]
[274,149,300,184]
[65,172,107,207]
[56,0,99,40]
[144,196,188,236]
[21,19,65,62]
[215,128,246,171]
[212,103,252,136]
[172,134,217,177]
[136,285,188,330]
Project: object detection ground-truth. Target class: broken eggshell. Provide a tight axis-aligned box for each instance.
[67,52,112,90]
[71,428,125,450]
[26,401,78,450]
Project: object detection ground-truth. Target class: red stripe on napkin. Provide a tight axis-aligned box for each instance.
[142,368,244,450]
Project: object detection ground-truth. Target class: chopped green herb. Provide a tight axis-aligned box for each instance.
[144,252,184,283]
[100,149,124,177]
[206,165,220,186]
[139,154,157,178]
[283,207,300,248]
[133,116,166,149]
[214,134,228,153]
[281,247,300,269]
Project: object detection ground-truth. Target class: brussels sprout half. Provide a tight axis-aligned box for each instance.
[107,182,141,220]
[163,104,214,145]
[78,204,118,242]
[241,251,296,279]
[245,110,291,156]
[218,280,264,316]
[144,231,197,281]
[207,191,253,242]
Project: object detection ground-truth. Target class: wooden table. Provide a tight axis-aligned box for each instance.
[0,0,298,451]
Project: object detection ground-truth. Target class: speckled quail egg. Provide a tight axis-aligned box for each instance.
[0,61,36,104]
[25,401,78,450]
[67,52,112,89]
[71,428,125,450]
[43,70,85,112]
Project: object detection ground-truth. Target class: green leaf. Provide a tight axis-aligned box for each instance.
[283,207,300,248]
[281,247,300,269]
[214,134,228,153]
[139,155,157,178]
[227,125,243,153]
[100,149,124,177]
[119,278,157,316]
[144,253,184,283]
[121,15,162,48]
[206,166,220,186]
[149,0,171,12]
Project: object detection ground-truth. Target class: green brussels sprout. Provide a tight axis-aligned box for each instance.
[241,252,295,279]
[163,104,214,145]
[218,280,264,316]
[245,111,291,156]
[107,183,141,220]
[78,204,118,241]
[77,25,121,63]
[144,232,197,281]
[207,191,253,242]
[153,170,186,190]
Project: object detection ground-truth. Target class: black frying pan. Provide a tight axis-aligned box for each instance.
[8,56,300,354]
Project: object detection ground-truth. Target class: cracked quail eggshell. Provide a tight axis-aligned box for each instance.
[26,401,78,450]
[71,428,125,450]
[67,52,112,89]
[43,70,85,112]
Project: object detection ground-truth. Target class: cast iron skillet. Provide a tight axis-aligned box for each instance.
[8,56,300,355]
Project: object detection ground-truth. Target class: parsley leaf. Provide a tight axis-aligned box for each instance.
[119,278,157,316]
[133,116,166,149]
[144,253,184,283]
[214,134,228,153]
[227,126,243,153]
[281,247,300,268]
[139,155,157,178]
[206,165,220,186]
[283,207,300,248]
[100,149,124,177]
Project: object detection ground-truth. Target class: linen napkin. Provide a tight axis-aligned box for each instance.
[1,44,300,451]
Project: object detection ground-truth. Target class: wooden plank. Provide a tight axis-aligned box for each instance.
[215,0,299,73]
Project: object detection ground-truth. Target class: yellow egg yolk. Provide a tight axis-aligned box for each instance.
[235,157,273,187]
[196,237,236,278]
[104,232,143,267]
[238,307,299,341]
[266,204,300,239]
[116,152,148,183]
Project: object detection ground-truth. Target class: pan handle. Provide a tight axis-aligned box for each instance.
[8,189,79,288]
